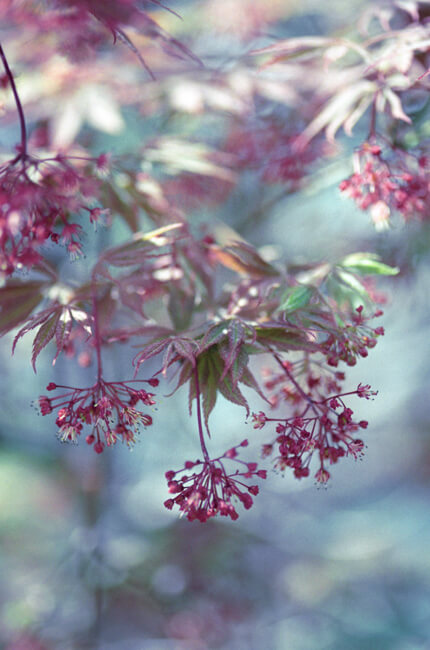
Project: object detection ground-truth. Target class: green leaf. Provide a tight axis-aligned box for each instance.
[194,335,266,417]
[279,285,314,312]
[172,339,198,367]
[242,342,265,356]
[219,320,247,380]
[335,269,371,301]
[200,321,230,351]
[198,352,219,431]
[340,253,399,276]
[325,271,371,311]
[228,346,249,386]
[218,373,250,414]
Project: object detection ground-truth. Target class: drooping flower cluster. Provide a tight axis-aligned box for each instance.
[322,305,385,367]
[254,358,377,484]
[38,378,157,452]
[339,142,430,228]
[164,440,267,522]
[0,153,106,276]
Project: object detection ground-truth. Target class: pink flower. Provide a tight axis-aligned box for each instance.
[357,383,378,399]
[164,444,266,522]
[0,154,102,276]
[38,396,52,415]
[370,200,390,231]
[38,378,156,452]
[315,468,330,484]
[252,411,267,429]
[340,143,430,225]
[259,359,376,483]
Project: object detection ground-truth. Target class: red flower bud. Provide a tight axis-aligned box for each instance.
[94,441,104,454]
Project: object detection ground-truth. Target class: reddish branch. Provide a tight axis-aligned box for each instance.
[0,43,27,160]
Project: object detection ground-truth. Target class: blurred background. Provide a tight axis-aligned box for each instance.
[1,1,430,648]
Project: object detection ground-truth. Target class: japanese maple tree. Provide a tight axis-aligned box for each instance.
[2,0,428,524]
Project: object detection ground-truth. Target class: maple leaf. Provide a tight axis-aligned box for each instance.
[12,302,93,371]
[0,281,46,336]
[210,240,278,278]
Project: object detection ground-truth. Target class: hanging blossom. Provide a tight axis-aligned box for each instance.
[164,440,267,522]
[0,41,110,276]
[253,352,377,484]
[0,153,108,276]
[261,306,384,407]
[339,142,430,229]
[251,306,383,484]
[321,305,385,367]
[38,377,157,453]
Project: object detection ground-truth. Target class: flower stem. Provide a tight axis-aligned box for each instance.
[194,363,210,462]
[273,353,310,402]
[0,43,27,159]
[368,93,378,140]
[273,352,321,416]
[91,274,103,383]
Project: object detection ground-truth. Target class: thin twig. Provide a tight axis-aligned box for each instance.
[0,43,27,159]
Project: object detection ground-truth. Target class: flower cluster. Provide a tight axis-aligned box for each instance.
[255,357,376,484]
[0,153,105,276]
[322,305,385,367]
[164,440,267,522]
[339,143,430,228]
[38,378,157,452]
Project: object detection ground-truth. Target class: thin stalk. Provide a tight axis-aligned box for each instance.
[0,43,27,159]
[273,353,312,403]
[91,275,104,383]
[320,390,357,402]
[368,93,378,140]
[272,352,321,417]
[194,364,210,462]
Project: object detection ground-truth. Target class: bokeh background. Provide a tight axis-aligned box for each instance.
[1,1,430,648]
